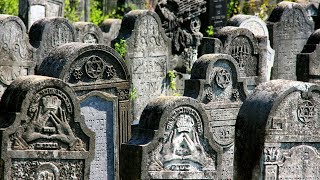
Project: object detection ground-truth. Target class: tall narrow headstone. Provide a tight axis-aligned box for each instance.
[234,80,320,179]
[74,22,104,44]
[29,17,76,69]
[0,75,95,179]
[121,96,220,179]
[184,54,249,179]
[38,42,131,179]
[228,14,275,82]
[0,15,35,97]
[267,1,314,80]
[19,0,64,29]
[114,10,171,124]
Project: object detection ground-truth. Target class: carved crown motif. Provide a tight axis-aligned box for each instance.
[42,96,61,111]
[176,115,194,132]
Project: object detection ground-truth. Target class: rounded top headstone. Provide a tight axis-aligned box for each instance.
[74,22,104,44]
[38,42,129,84]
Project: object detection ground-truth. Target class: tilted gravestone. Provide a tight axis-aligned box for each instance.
[114,10,171,124]
[29,17,76,70]
[228,14,275,82]
[214,26,260,92]
[297,29,320,83]
[267,1,314,80]
[100,19,122,46]
[121,96,221,179]
[234,80,320,179]
[38,42,131,179]
[19,0,64,29]
[184,54,249,179]
[0,75,95,179]
[0,15,35,97]
[74,22,104,44]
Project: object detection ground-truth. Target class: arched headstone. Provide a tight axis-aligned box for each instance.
[267,1,314,80]
[0,15,35,96]
[121,96,221,179]
[228,14,275,81]
[114,10,171,124]
[184,54,249,179]
[0,75,95,179]
[74,22,104,44]
[234,80,320,179]
[38,42,130,179]
[29,17,76,69]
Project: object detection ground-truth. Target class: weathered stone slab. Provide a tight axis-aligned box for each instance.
[121,96,220,179]
[0,75,95,179]
[184,54,249,179]
[0,15,35,97]
[19,0,64,29]
[228,14,275,82]
[29,17,76,69]
[267,1,314,80]
[234,80,320,179]
[74,22,104,44]
[37,42,131,179]
[114,10,171,124]
[100,19,122,46]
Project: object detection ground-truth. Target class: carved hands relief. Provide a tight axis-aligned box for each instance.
[148,107,216,175]
[10,88,85,151]
[230,36,258,77]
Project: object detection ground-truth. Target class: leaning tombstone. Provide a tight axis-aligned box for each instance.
[267,1,314,80]
[19,0,64,29]
[0,75,95,179]
[38,42,131,179]
[214,26,261,92]
[234,80,320,179]
[74,22,104,44]
[100,19,122,46]
[121,96,221,179]
[184,54,249,179]
[29,17,76,70]
[228,14,275,82]
[114,10,171,124]
[0,15,35,97]
[297,29,320,83]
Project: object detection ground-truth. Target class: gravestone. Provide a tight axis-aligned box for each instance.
[297,29,320,83]
[234,80,320,179]
[0,15,35,97]
[200,0,228,33]
[74,22,104,44]
[100,19,122,46]
[184,54,249,179]
[114,10,171,124]
[29,17,76,70]
[214,26,260,92]
[38,42,131,179]
[267,1,314,80]
[228,14,275,81]
[19,0,64,29]
[121,96,221,179]
[0,75,95,179]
